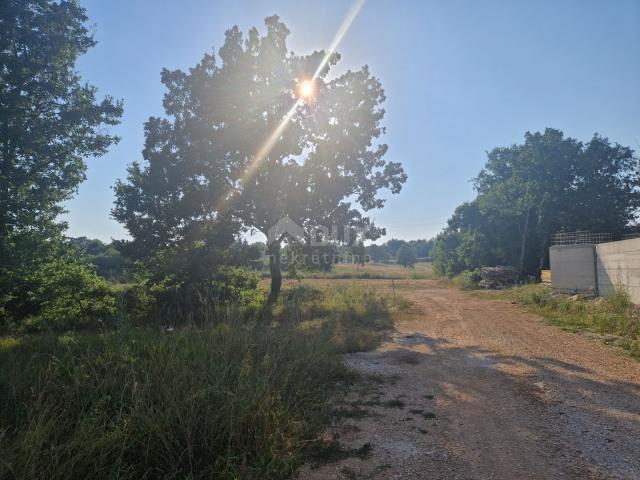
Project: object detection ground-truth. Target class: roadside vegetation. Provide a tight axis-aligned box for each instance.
[477,284,640,358]
[0,285,407,480]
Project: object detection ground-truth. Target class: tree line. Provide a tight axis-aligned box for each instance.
[431,129,639,277]
[367,238,434,266]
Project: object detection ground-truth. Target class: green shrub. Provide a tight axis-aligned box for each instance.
[452,269,480,290]
[397,245,416,267]
[3,257,117,333]
[122,267,261,327]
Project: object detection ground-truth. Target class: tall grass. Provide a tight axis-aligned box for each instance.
[0,285,401,479]
[499,284,640,357]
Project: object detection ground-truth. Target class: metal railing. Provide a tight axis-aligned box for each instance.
[550,231,614,245]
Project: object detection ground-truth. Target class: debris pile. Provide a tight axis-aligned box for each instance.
[479,266,519,289]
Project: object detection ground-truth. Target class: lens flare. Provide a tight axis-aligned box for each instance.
[299,79,314,98]
[215,0,366,215]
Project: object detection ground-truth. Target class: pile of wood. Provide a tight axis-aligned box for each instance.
[479,266,519,289]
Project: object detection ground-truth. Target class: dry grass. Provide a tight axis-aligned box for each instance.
[290,262,435,280]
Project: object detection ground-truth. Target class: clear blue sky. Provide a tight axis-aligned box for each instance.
[64,0,640,242]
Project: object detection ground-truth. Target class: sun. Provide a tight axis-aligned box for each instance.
[298,79,314,99]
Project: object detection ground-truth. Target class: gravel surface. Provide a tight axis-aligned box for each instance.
[298,280,640,480]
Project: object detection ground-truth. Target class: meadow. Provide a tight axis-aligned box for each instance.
[0,281,409,480]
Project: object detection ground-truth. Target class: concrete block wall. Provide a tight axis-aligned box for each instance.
[549,244,597,294]
[596,238,640,303]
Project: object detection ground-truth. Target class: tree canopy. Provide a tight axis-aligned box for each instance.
[0,0,122,243]
[397,244,417,267]
[433,129,640,276]
[113,15,406,298]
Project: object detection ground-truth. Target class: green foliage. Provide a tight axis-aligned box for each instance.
[1,245,117,333]
[433,129,640,276]
[282,242,338,273]
[366,238,433,263]
[452,269,481,290]
[0,0,122,244]
[0,285,402,479]
[0,1,122,329]
[70,237,128,281]
[113,16,406,298]
[397,244,417,267]
[366,243,391,262]
[113,266,261,328]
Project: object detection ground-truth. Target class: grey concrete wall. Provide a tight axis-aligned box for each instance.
[596,238,640,303]
[549,244,597,294]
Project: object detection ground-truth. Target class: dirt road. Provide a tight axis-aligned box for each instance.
[299,281,640,480]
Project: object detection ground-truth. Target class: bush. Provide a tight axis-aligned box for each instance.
[397,244,416,267]
[452,269,480,290]
[2,256,117,333]
[121,267,261,327]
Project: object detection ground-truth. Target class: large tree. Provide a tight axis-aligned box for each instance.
[114,16,406,298]
[0,0,122,317]
[0,0,122,243]
[433,129,640,276]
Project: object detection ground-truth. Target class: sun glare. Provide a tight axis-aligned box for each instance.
[298,79,314,98]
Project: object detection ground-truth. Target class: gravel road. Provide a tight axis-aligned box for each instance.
[298,280,640,480]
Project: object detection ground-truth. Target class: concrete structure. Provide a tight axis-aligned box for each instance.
[549,244,597,294]
[596,238,640,303]
[549,237,640,303]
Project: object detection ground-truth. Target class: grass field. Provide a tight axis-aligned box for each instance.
[0,283,409,480]
[293,261,435,280]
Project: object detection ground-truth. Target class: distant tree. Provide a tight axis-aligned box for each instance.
[366,243,389,263]
[114,16,406,300]
[397,244,416,267]
[70,237,127,282]
[433,129,640,276]
[0,0,122,324]
[409,239,434,259]
[385,239,407,258]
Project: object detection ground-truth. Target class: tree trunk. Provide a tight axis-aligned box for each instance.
[519,208,531,274]
[268,242,282,303]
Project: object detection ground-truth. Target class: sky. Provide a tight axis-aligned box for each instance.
[64,0,640,243]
